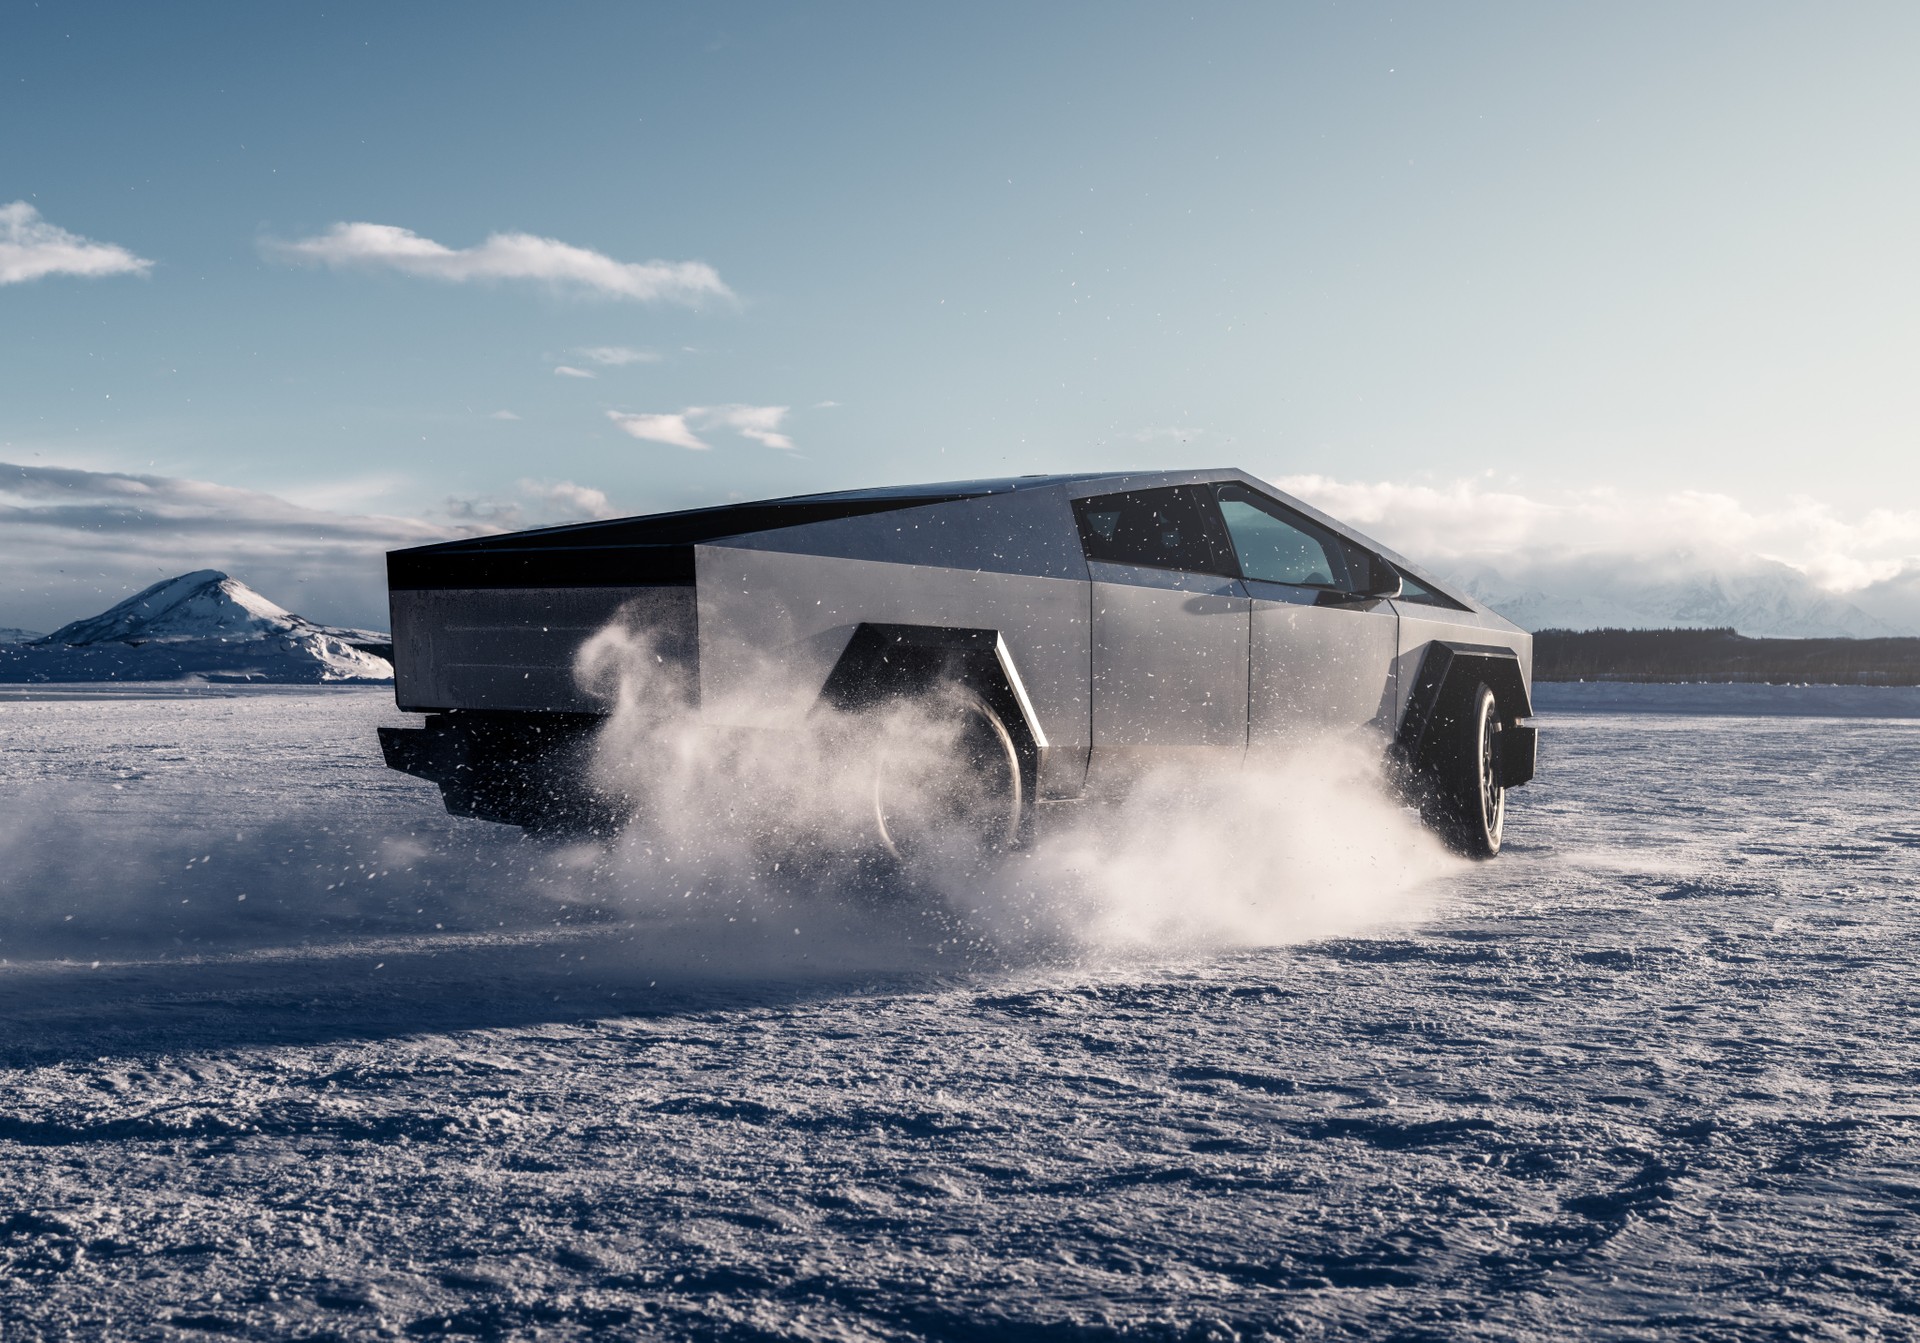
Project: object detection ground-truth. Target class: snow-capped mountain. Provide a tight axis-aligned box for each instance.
[1,571,391,683]
[0,627,45,645]
[1454,553,1906,638]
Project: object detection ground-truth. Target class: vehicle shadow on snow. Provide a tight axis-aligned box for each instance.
[0,804,993,1065]
[0,908,977,1067]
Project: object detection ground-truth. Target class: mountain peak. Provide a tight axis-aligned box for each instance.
[6,571,391,683]
[38,570,299,646]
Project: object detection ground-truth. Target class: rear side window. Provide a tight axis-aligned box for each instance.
[1213,483,1353,589]
[1073,486,1233,574]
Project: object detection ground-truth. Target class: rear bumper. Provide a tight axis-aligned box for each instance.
[378,712,615,831]
[378,723,445,779]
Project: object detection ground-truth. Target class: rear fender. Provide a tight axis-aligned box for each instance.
[818,623,1049,784]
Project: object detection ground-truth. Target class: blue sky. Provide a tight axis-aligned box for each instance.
[5,2,1919,629]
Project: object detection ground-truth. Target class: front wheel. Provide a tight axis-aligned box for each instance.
[871,687,1025,863]
[1430,681,1505,859]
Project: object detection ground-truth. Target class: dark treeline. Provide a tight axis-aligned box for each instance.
[1534,628,1920,684]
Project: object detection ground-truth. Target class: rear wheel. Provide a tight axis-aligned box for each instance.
[1431,682,1505,859]
[871,687,1025,862]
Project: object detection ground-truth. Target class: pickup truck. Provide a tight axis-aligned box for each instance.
[378,468,1535,856]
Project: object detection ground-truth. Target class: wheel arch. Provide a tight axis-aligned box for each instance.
[1395,641,1536,788]
[817,623,1049,784]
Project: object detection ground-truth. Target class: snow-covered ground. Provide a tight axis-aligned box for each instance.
[2,686,1916,1339]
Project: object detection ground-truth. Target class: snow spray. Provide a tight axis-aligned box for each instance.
[573,608,1462,961]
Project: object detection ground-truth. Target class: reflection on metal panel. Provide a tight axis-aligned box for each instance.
[391,586,694,713]
[695,545,1091,798]
[1088,561,1249,773]
[716,487,1087,580]
[1244,579,1397,750]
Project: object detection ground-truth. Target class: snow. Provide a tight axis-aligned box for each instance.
[1,685,1917,1337]
[0,627,43,645]
[1,571,391,683]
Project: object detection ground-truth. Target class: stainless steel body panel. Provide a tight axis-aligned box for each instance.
[1245,580,1399,752]
[391,585,693,713]
[718,487,1085,580]
[1087,561,1250,781]
[695,544,1092,798]
[385,468,1536,817]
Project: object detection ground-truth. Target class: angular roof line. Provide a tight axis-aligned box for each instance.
[396,468,1251,557]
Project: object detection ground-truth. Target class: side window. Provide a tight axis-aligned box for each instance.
[1073,486,1232,574]
[1393,567,1471,610]
[1213,483,1353,589]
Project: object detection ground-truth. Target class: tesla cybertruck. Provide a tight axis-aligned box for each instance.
[378,469,1536,856]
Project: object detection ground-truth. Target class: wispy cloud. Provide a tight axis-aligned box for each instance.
[444,478,618,530]
[606,404,793,452]
[269,221,732,305]
[0,461,634,631]
[553,365,596,379]
[707,404,794,450]
[0,460,460,630]
[0,202,153,285]
[575,345,661,366]
[487,409,521,420]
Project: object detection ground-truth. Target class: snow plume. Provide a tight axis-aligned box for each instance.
[270,221,732,306]
[0,202,153,284]
[976,748,1458,954]
[572,614,1456,962]
[573,611,953,883]
[0,785,623,971]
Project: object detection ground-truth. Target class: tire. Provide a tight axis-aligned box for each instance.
[871,686,1025,862]
[1430,681,1506,859]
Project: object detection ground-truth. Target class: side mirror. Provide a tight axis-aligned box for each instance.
[1356,556,1402,600]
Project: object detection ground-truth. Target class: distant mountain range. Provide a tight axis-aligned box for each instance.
[0,571,392,683]
[1455,552,1906,639]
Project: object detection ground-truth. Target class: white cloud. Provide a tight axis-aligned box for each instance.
[813,399,842,409]
[487,409,521,420]
[553,365,596,379]
[1272,474,1920,594]
[576,345,661,366]
[532,480,616,519]
[270,221,732,305]
[1131,425,1204,443]
[607,404,794,452]
[703,404,794,450]
[1272,472,1920,635]
[0,202,153,285]
[606,410,709,451]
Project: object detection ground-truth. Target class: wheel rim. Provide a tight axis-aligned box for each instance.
[1479,695,1505,846]
[872,694,1022,861]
